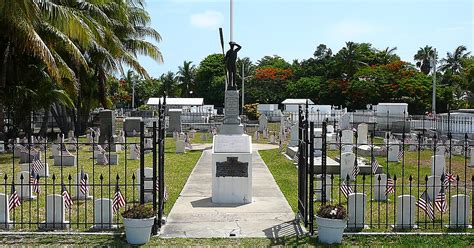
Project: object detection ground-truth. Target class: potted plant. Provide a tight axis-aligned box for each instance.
[122,204,156,245]
[316,204,347,244]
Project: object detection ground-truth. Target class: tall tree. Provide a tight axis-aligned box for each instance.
[414,45,437,75]
[440,45,471,74]
[177,60,196,97]
[160,71,178,97]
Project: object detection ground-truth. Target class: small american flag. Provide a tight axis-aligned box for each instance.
[340,181,354,198]
[443,172,456,188]
[351,159,360,179]
[30,170,40,194]
[397,147,404,161]
[79,170,89,196]
[31,159,45,174]
[8,184,21,211]
[113,184,126,212]
[135,144,141,157]
[156,179,169,202]
[184,134,193,149]
[416,191,435,220]
[435,189,447,213]
[293,150,300,165]
[62,184,73,209]
[371,155,379,174]
[385,177,395,195]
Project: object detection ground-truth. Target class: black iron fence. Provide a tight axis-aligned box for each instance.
[0,102,166,231]
[294,103,474,234]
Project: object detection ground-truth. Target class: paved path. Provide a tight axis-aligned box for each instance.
[161,144,303,238]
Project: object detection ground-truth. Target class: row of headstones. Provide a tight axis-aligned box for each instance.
[316,173,455,203]
[254,130,279,144]
[12,167,159,201]
[316,190,471,229]
[0,193,118,230]
[1,167,162,230]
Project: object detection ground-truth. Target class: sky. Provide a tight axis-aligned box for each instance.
[139,0,473,78]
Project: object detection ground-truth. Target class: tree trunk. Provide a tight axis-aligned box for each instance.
[38,107,50,137]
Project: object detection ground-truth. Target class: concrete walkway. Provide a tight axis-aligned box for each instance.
[161,145,303,238]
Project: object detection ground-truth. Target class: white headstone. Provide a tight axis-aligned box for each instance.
[135,168,155,202]
[373,174,388,201]
[395,195,416,229]
[51,144,60,157]
[426,175,442,202]
[347,193,366,229]
[340,114,350,130]
[269,134,276,144]
[129,144,140,160]
[0,193,13,229]
[341,130,354,145]
[289,124,299,147]
[93,198,116,229]
[388,145,400,162]
[258,115,268,132]
[53,153,76,166]
[20,161,49,177]
[41,194,69,229]
[341,145,353,153]
[340,152,356,181]
[357,123,368,145]
[0,141,4,153]
[74,173,92,200]
[435,146,446,156]
[16,171,36,200]
[449,194,471,228]
[431,155,446,176]
[176,140,185,153]
[201,133,208,141]
[327,125,335,133]
[315,174,331,202]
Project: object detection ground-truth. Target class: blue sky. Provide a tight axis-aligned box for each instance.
[140,0,473,78]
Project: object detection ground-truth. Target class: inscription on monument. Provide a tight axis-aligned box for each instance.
[216,157,248,177]
[225,91,240,117]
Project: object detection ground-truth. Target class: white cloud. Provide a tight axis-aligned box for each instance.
[190,10,223,29]
[327,20,381,40]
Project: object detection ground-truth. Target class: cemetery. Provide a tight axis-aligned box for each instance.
[0,0,473,246]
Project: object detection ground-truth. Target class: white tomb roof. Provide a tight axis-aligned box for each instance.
[147,97,204,106]
[281,99,315,105]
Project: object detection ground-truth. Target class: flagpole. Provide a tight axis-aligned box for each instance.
[230,0,233,42]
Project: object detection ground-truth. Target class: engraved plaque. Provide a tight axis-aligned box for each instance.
[216,157,248,177]
[225,91,240,117]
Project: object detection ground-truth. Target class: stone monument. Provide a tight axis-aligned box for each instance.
[212,41,252,204]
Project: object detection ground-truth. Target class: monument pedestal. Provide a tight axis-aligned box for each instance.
[212,134,252,204]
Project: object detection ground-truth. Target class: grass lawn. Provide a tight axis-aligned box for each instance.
[0,233,472,247]
[0,137,202,231]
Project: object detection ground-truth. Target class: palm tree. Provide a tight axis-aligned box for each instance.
[440,45,471,74]
[377,47,399,64]
[160,71,177,97]
[414,46,437,75]
[177,61,196,97]
[336,42,368,78]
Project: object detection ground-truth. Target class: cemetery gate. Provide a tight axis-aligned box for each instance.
[140,97,166,235]
[0,100,167,232]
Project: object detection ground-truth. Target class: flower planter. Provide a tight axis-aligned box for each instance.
[123,217,155,245]
[316,216,346,244]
